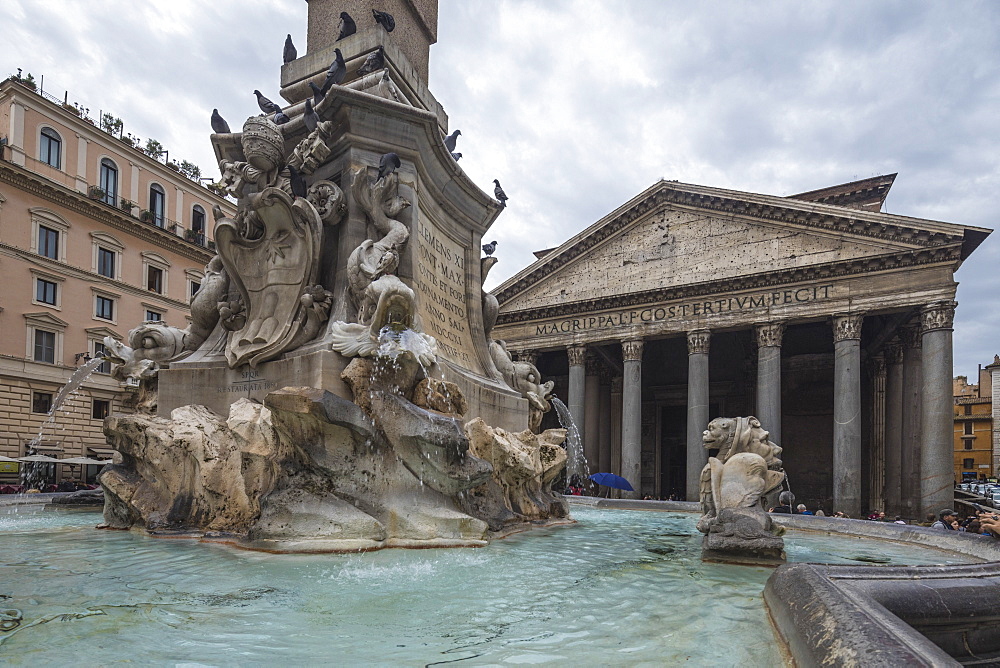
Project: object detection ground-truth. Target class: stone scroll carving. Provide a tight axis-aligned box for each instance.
[920,300,957,333]
[697,416,786,562]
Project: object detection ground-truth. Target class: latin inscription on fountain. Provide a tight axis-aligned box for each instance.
[415,216,482,372]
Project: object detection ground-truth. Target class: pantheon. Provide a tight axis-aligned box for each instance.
[491,174,991,518]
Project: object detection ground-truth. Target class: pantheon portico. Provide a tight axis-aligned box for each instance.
[491,175,991,518]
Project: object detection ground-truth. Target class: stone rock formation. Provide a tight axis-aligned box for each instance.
[697,416,786,563]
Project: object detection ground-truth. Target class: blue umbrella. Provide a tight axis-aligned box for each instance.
[588,472,634,491]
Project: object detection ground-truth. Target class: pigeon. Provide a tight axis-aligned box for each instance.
[303,99,320,133]
[308,81,325,105]
[482,240,497,256]
[357,46,385,76]
[373,9,396,32]
[254,90,279,114]
[444,129,461,152]
[272,110,290,125]
[288,165,307,199]
[210,109,230,134]
[337,12,357,41]
[451,152,462,162]
[283,34,297,64]
[377,152,401,181]
[322,49,347,93]
[493,179,508,207]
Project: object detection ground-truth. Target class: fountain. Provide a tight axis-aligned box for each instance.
[93,48,571,551]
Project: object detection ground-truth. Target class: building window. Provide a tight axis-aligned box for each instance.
[92,340,111,374]
[39,128,61,169]
[191,205,206,242]
[95,295,115,321]
[963,458,975,470]
[964,422,974,436]
[36,278,57,306]
[92,399,111,420]
[149,184,166,227]
[964,404,973,415]
[34,329,56,363]
[99,158,118,206]
[190,281,201,300]
[965,442,974,450]
[32,391,53,414]
[145,310,162,322]
[38,225,59,259]
[147,266,163,293]
[97,247,116,278]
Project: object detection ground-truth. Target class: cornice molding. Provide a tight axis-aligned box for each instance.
[496,245,962,326]
[0,162,214,264]
[496,182,968,307]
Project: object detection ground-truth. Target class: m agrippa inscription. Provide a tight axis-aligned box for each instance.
[414,215,483,372]
[535,284,834,335]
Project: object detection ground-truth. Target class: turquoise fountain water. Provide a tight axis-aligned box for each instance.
[0,505,972,665]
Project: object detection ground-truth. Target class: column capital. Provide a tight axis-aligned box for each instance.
[754,321,785,348]
[567,344,587,367]
[871,354,887,377]
[899,324,922,350]
[513,350,538,366]
[920,300,957,333]
[611,376,623,393]
[687,329,711,355]
[832,313,864,342]
[884,338,904,365]
[621,339,644,361]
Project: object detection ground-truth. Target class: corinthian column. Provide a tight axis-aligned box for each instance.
[919,300,957,517]
[883,339,904,516]
[686,329,711,501]
[832,313,864,516]
[900,325,922,518]
[869,354,887,513]
[566,344,587,479]
[755,322,785,444]
[621,339,644,499]
[584,357,601,475]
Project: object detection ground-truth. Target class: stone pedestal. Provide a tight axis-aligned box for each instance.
[621,340,644,499]
[919,301,956,517]
[755,322,785,446]
[832,314,863,517]
[686,329,710,501]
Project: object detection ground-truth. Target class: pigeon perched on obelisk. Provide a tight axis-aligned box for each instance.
[493,179,508,207]
[283,34,297,63]
[210,109,230,134]
[373,9,396,32]
[482,240,497,256]
[337,12,357,41]
[377,152,401,181]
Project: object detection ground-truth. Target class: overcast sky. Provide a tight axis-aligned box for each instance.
[4,1,998,376]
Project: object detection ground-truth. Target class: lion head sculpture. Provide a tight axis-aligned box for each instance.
[702,416,782,470]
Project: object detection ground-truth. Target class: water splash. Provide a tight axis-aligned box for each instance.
[21,357,107,490]
[550,396,589,484]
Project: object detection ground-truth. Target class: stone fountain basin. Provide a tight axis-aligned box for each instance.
[0,503,984,665]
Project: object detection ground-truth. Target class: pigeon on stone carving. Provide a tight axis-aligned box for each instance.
[493,179,508,207]
[337,12,357,41]
[377,152,401,181]
[283,34,297,64]
[357,46,385,76]
[303,99,320,133]
[482,240,497,256]
[210,109,230,134]
[287,165,307,199]
[451,152,462,162]
[254,90,279,114]
[272,110,290,125]
[322,49,347,94]
[444,129,461,152]
[373,9,396,32]
[308,82,325,105]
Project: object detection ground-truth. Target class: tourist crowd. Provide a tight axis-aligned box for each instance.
[767,492,1000,538]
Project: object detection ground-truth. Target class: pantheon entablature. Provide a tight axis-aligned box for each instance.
[491,175,991,519]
